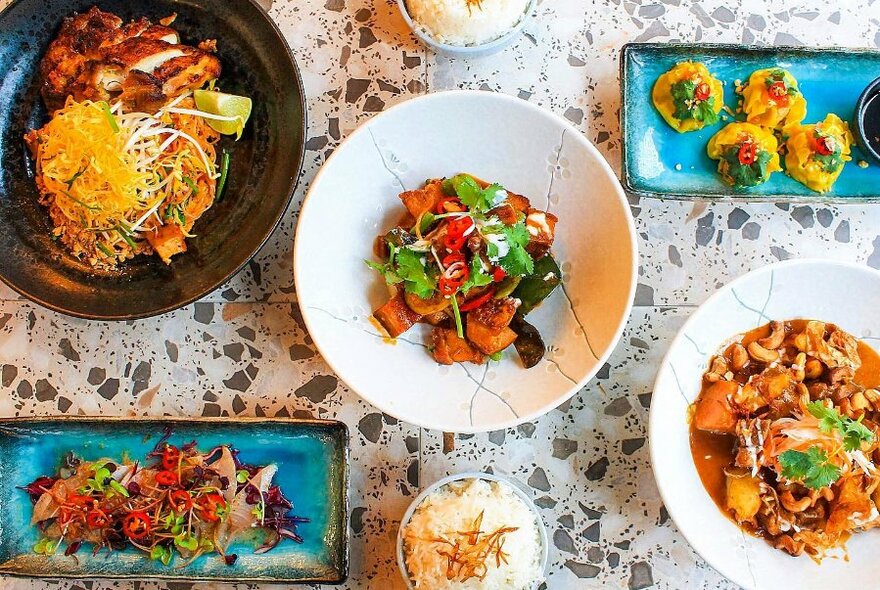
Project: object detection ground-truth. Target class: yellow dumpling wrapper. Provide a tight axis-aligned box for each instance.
[784,113,853,193]
[741,68,807,130]
[707,122,782,187]
[652,61,724,133]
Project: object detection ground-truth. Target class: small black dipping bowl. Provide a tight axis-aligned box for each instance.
[854,75,880,167]
[0,0,306,320]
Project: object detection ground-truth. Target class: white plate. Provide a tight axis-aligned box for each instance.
[294,90,636,432]
[650,259,880,589]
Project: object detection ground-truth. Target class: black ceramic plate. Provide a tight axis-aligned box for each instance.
[0,0,306,319]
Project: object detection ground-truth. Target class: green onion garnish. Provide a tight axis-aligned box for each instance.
[61,191,99,211]
[100,102,119,133]
[64,166,88,188]
[450,295,464,339]
[96,242,115,258]
[182,176,198,196]
[115,225,136,249]
[216,150,231,200]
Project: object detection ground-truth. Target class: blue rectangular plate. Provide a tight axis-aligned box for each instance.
[0,417,349,583]
[621,43,880,202]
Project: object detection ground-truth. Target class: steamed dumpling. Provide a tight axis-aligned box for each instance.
[741,68,807,131]
[784,113,853,193]
[652,61,724,133]
[707,122,782,188]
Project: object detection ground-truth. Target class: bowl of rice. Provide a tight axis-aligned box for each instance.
[398,0,536,57]
[397,472,548,590]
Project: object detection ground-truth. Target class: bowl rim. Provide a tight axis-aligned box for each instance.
[854,75,880,166]
[396,0,536,55]
[0,0,307,321]
[648,257,880,589]
[395,471,549,590]
[293,89,638,433]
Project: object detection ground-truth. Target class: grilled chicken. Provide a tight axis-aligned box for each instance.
[40,6,220,113]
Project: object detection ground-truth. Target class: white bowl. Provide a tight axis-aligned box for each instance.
[395,472,549,590]
[294,90,637,433]
[650,259,880,589]
[397,0,536,57]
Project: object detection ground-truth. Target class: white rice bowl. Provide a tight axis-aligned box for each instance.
[405,0,531,46]
[401,478,543,590]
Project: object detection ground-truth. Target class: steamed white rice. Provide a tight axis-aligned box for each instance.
[406,0,530,47]
[402,478,543,590]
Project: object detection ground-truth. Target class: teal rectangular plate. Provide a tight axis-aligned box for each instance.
[0,417,349,583]
[621,43,880,202]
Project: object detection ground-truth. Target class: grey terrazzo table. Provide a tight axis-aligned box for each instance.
[2,0,879,588]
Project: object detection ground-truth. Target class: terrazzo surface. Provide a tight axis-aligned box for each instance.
[2,0,880,588]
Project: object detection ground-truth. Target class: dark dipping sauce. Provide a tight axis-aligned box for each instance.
[862,92,880,157]
[689,320,880,524]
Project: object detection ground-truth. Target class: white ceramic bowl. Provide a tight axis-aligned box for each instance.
[650,259,880,589]
[397,0,536,57]
[294,90,637,433]
[396,472,549,590]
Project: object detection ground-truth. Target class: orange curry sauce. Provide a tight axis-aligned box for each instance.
[689,320,880,518]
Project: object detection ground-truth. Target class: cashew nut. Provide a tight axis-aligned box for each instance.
[780,491,812,513]
[729,343,749,371]
[758,320,786,350]
[747,341,779,363]
[804,358,823,379]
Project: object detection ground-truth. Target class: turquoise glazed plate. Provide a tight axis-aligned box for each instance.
[621,43,880,202]
[0,417,348,583]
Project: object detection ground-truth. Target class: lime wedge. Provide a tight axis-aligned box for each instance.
[193,89,252,139]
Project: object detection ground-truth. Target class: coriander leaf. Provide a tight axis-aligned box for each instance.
[449,175,508,213]
[450,175,483,209]
[779,447,842,490]
[694,97,718,125]
[395,247,436,299]
[670,79,697,121]
[814,151,843,174]
[498,223,534,276]
[779,448,812,481]
[807,400,875,451]
[462,255,493,294]
[365,243,403,287]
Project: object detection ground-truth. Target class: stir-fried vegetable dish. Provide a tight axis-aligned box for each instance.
[24,7,250,268]
[690,319,880,558]
[366,174,561,368]
[21,434,307,565]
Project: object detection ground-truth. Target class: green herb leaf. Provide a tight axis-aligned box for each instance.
[721,146,772,187]
[498,223,534,276]
[448,175,507,213]
[779,446,842,490]
[670,79,697,121]
[462,255,493,294]
[150,544,173,565]
[806,400,874,451]
[108,479,130,497]
[694,96,718,125]
[174,532,199,552]
[395,247,437,299]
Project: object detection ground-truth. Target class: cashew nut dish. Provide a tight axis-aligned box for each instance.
[690,319,880,558]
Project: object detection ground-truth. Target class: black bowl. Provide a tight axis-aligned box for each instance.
[0,0,306,319]
[854,75,880,167]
